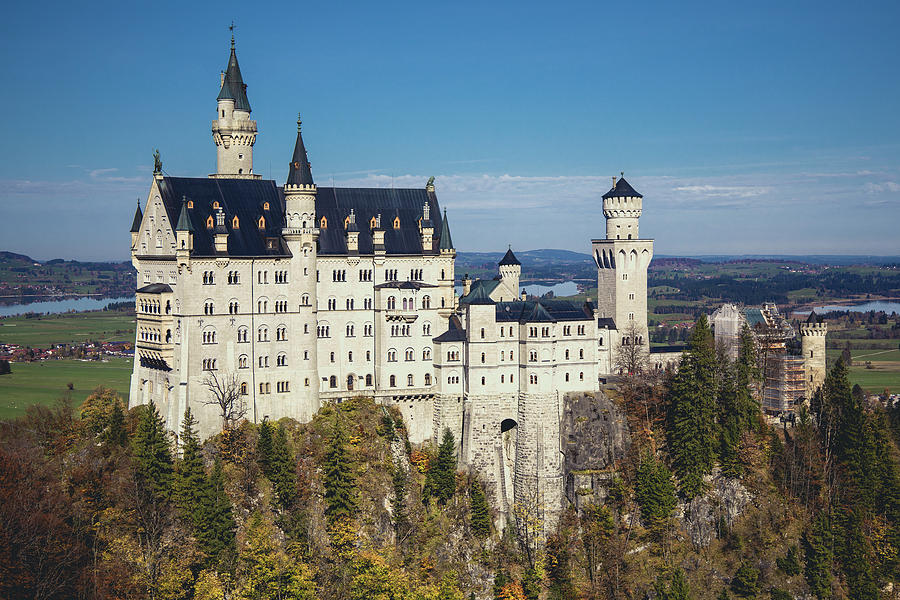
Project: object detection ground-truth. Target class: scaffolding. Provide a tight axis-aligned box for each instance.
[764,354,806,415]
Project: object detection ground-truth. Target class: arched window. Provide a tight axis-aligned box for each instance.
[565,349,570,360]
[320,216,327,228]
[186,199,193,209]
[393,216,400,229]
[238,355,248,369]
[481,328,485,339]
[212,201,220,210]
[424,373,432,386]
[405,348,414,361]
[206,216,214,228]
[329,375,337,389]
[481,352,485,364]
[370,216,377,229]
[423,348,431,360]
[240,382,248,395]
[579,349,584,359]
[277,353,287,367]
[257,326,269,342]
[387,296,396,310]
[366,374,373,386]
[258,216,266,229]
[422,295,431,309]
[481,376,486,386]
[389,375,396,387]
[407,374,414,386]
[237,327,248,343]
[388,349,397,362]
[263,201,270,211]
[232,215,240,228]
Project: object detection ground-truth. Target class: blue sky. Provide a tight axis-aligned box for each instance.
[1,0,899,260]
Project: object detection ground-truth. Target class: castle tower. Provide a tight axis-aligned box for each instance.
[498,247,521,301]
[800,311,827,400]
[282,114,320,420]
[592,176,654,362]
[211,35,260,179]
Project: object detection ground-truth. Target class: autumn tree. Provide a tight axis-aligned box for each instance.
[201,371,247,432]
[238,511,315,599]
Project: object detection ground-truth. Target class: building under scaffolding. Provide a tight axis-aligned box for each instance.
[711,302,824,416]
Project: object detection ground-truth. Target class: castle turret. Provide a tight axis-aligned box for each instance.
[130,199,143,250]
[498,247,521,301]
[800,311,828,400]
[211,35,259,179]
[420,199,434,253]
[281,114,319,420]
[592,175,653,360]
[175,196,193,266]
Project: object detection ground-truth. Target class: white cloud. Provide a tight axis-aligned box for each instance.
[864,181,900,194]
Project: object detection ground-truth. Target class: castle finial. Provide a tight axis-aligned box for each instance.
[229,21,235,48]
[426,175,435,191]
[297,113,302,132]
[621,171,624,178]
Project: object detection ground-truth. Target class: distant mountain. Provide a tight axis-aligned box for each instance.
[457,249,593,268]
[0,251,37,264]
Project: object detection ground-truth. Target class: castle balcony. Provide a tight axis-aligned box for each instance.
[385,310,419,323]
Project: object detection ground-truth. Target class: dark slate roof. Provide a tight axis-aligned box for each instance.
[597,317,617,329]
[494,300,594,323]
[130,202,143,233]
[602,176,642,199]
[499,247,521,266]
[433,315,467,343]
[459,279,500,304]
[744,308,766,327]
[137,283,173,294]
[375,281,437,290]
[438,208,454,251]
[286,118,314,186]
[316,187,446,256]
[217,42,251,112]
[806,310,820,324]
[156,177,289,257]
[176,199,194,232]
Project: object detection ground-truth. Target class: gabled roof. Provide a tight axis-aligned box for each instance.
[130,202,143,233]
[597,317,617,330]
[499,247,521,266]
[157,177,288,257]
[602,176,642,199]
[438,208,454,251]
[459,279,500,305]
[217,41,251,112]
[494,300,594,323]
[316,187,446,256]
[286,117,314,186]
[433,315,467,343]
[806,310,821,324]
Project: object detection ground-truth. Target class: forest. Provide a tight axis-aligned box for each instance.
[1,317,900,599]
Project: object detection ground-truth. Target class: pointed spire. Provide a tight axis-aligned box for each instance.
[438,208,454,251]
[286,113,314,186]
[602,175,642,199]
[217,35,251,112]
[130,199,143,233]
[499,246,520,266]
[176,196,194,232]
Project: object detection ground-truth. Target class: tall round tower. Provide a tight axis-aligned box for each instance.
[211,35,260,178]
[800,311,828,399]
[603,175,643,240]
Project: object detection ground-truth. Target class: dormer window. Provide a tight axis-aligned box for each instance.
[258,216,266,229]
[344,216,351,229]
[212,201,220,210]
[206,216,214,229]
[186,200,193,209]
[232,216,240,229]
[393,217,401,229]
[263,202,270,211]
[370,216,377,229]
[320,216,327,228]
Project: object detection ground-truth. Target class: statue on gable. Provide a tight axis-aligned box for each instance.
[153,149,162,175]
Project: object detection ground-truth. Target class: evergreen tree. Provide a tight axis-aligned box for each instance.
[132,400,173,499]
[324,414,356,526]
[195,458,236,565]
[545,534,575,600]
[729,562,759,597]
[667,315,718,499]
[802,512,833,599]
[103,399,128,446]
[427,428,457,505]
[634,452,677,530]
[521,566,541,600]
[174,407,205,520]
[834,509,878,600]
[653,568,691,600]
[391,464,409,538]
[469,479,491,539]
[270,423,297,509]
[776,545,801,577]
[717,368,743,477]
[257,418,274,478]
[735,324,761,431]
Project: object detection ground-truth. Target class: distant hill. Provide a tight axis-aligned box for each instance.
[457,249,593,269]
[0,251,37,265]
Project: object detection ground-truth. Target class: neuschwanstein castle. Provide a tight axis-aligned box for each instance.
[129,39,679,523]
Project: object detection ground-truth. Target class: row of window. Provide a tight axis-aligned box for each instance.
[138,299,170,314]
[139,328,171,343]
[201,270,291,285]
[323,268,447,283]
[386,348,432,362]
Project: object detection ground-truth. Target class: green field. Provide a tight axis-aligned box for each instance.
[0,311,134,347]
[825,348,900,393]
[0,358,132,419]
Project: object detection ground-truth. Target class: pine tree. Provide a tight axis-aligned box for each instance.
[469,479,491,539]
[803,512,833,600]
[257,418,274,478]
[103,399,127,446]
[270,423,297,509]
[653,568,691,600]
[735,324,761,431]
[427,428,457,505]
[717,368,743,477]
[324,415,356,526]
[668,315,717,499]
[729,562,759,597]
[195,458,236,565]
[634,452,677,531]
[174,407,205,519]
[835,509,878,600]
[391,464,409,538]
[132,400,173,499]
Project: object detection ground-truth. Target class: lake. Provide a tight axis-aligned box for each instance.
[796,301,900,315]
[454,281,580,298]
[0,296,136,318]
